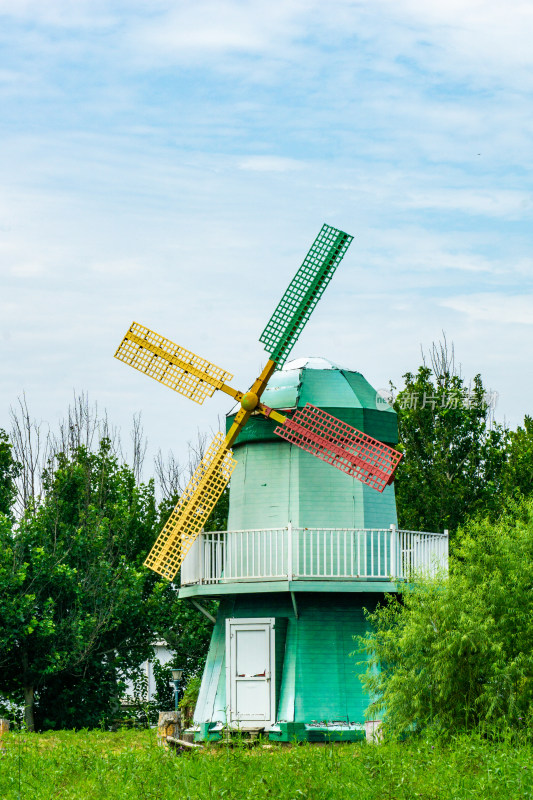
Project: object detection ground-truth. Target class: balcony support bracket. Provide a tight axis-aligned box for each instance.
[189,599,216,624]
[290,591,299,620]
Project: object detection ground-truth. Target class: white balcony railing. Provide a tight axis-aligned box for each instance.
[180,526,449,587]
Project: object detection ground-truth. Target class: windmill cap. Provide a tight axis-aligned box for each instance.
[280,356,346,371]
[226,356,398,448]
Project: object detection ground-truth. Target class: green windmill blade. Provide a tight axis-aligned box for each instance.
[259,224,353,368]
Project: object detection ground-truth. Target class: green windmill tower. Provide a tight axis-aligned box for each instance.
[115,225,448,742]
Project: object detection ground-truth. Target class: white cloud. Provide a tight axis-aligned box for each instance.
[238,156,303,173]
[403,189,532,219]
[127,0,316,58]
[110,0,533,96]
[441,293,533,325]
[1,0,532,94]
[0,0,118,28]
[90,257,144,276]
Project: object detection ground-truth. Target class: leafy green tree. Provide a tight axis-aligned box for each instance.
[158,600,216,684]
[393,344,507,533]
[359,497,533,737]
[0,428,20,517]
[0,438,173,730]
[0,398,232,731]
[179,673,202,727]
[501,415,533,499]
[152,659,175,711]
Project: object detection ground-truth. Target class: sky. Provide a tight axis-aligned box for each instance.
[1,0,532,477]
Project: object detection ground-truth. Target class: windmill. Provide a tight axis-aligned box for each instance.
[115,224,402,583]
[115,223,448,742]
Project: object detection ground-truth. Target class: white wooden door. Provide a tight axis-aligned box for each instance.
[226,619,275,726]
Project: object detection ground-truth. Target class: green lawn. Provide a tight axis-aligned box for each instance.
[0,728,531,799]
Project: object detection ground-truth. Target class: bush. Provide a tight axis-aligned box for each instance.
[359,497,533,738]
[179,674,202,728]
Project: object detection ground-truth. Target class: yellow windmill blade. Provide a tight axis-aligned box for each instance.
[144,361,277,581]
[115,322,235,405]
[144,432,237,581]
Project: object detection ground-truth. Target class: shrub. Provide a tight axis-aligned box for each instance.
[359,497,533,738]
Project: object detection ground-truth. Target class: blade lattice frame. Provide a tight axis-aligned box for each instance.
[259,225,353,367]
[115,322,233,405]
[144,433,237,580]
[274,404,402,492]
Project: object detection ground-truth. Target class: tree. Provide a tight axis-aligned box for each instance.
[393,340,507,533]
[0,396,223,730]
[0,437,171,730]
[0,429,20,517]
[158,599,216,683]
[501,415,533,499]
[152,429,225,707]
[146,601,217,718]
[359,497,533,737]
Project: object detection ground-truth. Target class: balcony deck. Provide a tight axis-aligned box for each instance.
[179,526,448,597]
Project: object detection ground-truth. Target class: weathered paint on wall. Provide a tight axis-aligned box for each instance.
[194,593,381,729]
[227,443,397,530]
[226,359,398,532]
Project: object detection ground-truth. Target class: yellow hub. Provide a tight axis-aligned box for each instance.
[241,391,259,412]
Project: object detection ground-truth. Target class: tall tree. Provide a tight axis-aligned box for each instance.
[0,397,223,730]
[501,415,533,499]
[393,341,507,533]
[0,437,171,730]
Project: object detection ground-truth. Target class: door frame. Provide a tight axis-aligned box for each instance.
[225,617,276,728]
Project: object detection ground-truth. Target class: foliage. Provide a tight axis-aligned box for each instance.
[0,437,175,731]
[393,358,507,533]
[206,486,229,531]
[152,659,175,711]
[359,497,533,738]
[154,481,221,697]
[113,659,179,729]
[156,599,216,689]
[0,392,221,732]
[1,728,533,799]
[116,668,154,728]
[0,428,20,518]
[179,673,202,727]
[501,415,533,499]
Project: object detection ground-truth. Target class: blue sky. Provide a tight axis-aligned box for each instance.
[1,0,532,473]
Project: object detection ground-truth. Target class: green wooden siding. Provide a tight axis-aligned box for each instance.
[226,360,398,533]
[193,593,381,731]
[227,442,397,531]
[193,610,227,727]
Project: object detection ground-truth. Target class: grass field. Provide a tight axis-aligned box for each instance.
[0,728,531,799]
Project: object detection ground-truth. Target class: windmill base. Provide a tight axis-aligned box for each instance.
[191,591,384,743]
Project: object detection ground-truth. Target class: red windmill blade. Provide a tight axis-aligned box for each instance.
[272,404,402,492]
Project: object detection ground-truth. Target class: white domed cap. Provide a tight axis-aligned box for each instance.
[281,356,346,371]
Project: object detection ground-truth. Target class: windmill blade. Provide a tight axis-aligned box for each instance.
[144,432,237,580]
[259,225,353,368]
[115,322,235,405]
[143,360,276,581]
[273,404,402,492]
